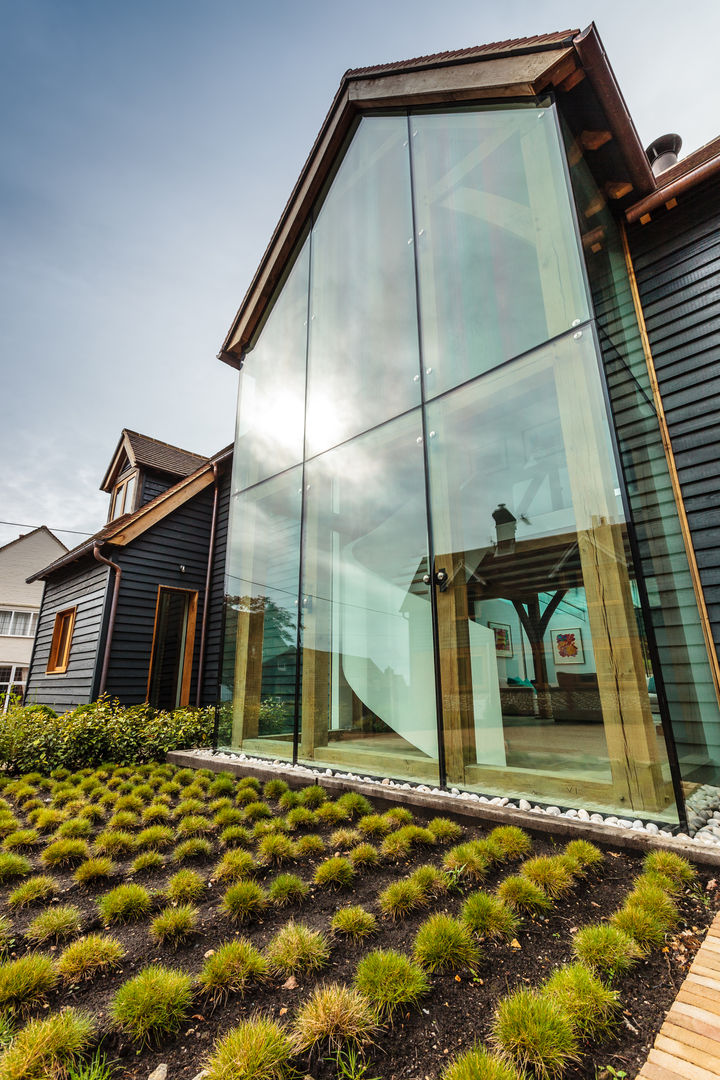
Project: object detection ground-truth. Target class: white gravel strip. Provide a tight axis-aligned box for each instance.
[183,747,720,851]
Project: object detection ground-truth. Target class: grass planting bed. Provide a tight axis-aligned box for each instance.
[0,763,715,1080]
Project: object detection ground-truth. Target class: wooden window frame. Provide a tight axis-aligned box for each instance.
[46,607,77,674]
[109,470,139,521]
[146,586,198,708]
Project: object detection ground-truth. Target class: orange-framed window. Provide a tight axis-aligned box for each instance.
[109,471,138,521]
[46,607,77,674]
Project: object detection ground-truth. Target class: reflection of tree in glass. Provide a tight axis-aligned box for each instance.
[229,595,296,649]
[224,595,297,737]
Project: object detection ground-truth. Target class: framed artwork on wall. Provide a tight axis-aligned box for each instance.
[489,621,513,658]
[551,627,584,665]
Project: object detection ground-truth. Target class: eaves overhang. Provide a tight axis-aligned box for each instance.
[218,23,657,369]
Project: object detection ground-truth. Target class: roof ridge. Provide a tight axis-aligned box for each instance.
[122,429,209,461]
[0,526,67,558]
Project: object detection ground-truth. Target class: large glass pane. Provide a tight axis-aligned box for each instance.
[427,330,677,821]
[217,468,302,761]
[233,239,310,493]
[411,105,590,399]
[305,117,421,457]
[567,145,720,790]
[297,411,438,785]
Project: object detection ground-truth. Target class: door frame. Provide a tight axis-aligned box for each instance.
[146,586,198,708]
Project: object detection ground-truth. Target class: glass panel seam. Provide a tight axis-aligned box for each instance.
[406,111,448,789]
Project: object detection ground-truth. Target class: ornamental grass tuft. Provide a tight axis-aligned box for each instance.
[7,875,56,910]
[462,891,521,941]
[173,837,213,863]
[26,904,82,944]
[97,883,152,924]
[265,921,331,975]
[256,834,296,865]
[643,850,696,886]
[349,843,378,867]
[443,842,490,882]
[150,904,199,948]
[542,962,619,1041]
[221,881,268,923]
[0,954,57,1011]
[571,923,642,981]
[111,964,193,1046]
[354,948,429,1020]
[203,1015,293,1080]
[166,869,206,904]
[610,904,668,953]
[0,854,32,883]
[74,857,113,885]
[291,982,378,1053]
[413,914,481,973]
[0,1007,94,1080]
[213,849,257,882]
[497,876,553,915]
[441,1045,526,1080]
[331,906,378,941]
[491,988,579,1080]
[314,856,355,889]
[56,933,126,982]
[487,826,532,861]
[520,856,576,898]
[268,873,308,907]
[378,879,425,921]
[427,817,463,843]
[198,938,268,1004]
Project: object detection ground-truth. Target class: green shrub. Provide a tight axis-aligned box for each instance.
[542,962,619,1041]
[331,906,377,941]
[0,1007,94,1080]
[0,954,57,1011]
[0,698,213,774]
[198,939,268,1004]
[74,857,113,885]
[7,876,56,910]
[221,881,267,923]
[314,856,355,889]
[268,873,308,906]
[26,904,82,944]
[413,914,481,973]
[203,1016,292,1080]
[111,964,193,1045]
[491,988,579,1079]
[98,883,152,924]
[265,921,330,974]
[441,1045,525,1080]
[56,933,125,982]
[0,854,32,883]
[150,904,199,947]
[291,982,377,1053]
[354,949,429,1019]
[166,869,206,904]
[462,891,520,941]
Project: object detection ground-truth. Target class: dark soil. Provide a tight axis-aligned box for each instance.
[3,782,718,1080]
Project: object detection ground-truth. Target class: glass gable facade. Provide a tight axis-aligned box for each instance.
[218,100,720,824]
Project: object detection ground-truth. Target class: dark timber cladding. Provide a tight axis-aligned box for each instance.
[627,175,720,654]
[104,486,215,704]
[201,464,231,704]
[25,561,110,711]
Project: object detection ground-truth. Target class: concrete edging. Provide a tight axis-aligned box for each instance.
[166,749,720,868]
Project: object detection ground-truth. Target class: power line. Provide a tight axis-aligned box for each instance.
[0,520,94,537]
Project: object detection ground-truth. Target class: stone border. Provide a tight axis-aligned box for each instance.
[167,749,720,869]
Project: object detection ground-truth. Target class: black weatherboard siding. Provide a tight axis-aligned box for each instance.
[105,486,215,705]
[140,470,180,507]
[25,560,111,711]
[628,175,720,654]
[201,462,231,704]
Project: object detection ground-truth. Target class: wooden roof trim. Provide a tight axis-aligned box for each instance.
[100,432,134,493]
[626,148,720,224]
[105,469,215,546]
[218,44,576,365]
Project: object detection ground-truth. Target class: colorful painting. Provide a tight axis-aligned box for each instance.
[552,627,584,665]
[489,622,513,658]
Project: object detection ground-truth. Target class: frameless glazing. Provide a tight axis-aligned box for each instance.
[297,410,439,785]
[426,330,675,818]
[217,468,302,761]
[410,106,590,399]
[233,239,310,493]
[565,141,720,790]
[305,117,421,457]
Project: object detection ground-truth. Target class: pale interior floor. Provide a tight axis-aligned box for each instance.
[236,714,678,821]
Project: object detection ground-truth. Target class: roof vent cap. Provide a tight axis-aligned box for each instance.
[646,133,682,176]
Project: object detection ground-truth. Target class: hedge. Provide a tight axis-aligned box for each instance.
[0,698,213,774]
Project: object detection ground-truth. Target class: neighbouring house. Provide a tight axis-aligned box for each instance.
[0,527,67,711]
[214,24,720,831]
[25,431,232,713]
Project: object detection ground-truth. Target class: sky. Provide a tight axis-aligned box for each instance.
[1,0,718,552]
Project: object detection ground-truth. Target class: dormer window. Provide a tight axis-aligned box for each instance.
[109,471,138,521]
